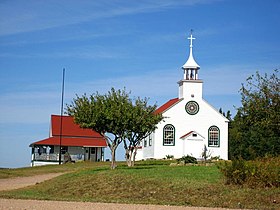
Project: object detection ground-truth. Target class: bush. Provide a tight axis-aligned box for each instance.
[216,157,280,188]
[177,155,197,164]
[165,155,174,159]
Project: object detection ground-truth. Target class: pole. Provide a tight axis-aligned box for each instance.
[59,68,65,165]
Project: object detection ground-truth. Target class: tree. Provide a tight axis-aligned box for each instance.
[66,88,132,169]
[229,70,280,160]
[123,97,163,167]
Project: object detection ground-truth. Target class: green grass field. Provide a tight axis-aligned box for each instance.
[0,161,279,209]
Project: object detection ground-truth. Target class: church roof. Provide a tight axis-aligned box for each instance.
[182,49,200,69]
[155,98,180,114]
[30,115,107,147]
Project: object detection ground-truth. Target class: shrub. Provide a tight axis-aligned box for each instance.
[216,157,280,188]
[177,155,197,164]
[165,155,174,159]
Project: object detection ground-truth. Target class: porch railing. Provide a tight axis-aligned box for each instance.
[33,153,84,161]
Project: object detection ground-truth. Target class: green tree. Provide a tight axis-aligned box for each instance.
[123,97,163,167]
[229,70,280,160]
[66,88,132,169]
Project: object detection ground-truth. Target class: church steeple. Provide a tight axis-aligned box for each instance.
[182,30,200,80]
[178,30,203,100]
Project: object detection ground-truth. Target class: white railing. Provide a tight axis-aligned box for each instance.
[33,153,84,161]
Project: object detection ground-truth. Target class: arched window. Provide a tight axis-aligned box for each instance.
[163,124,175,146]
[208,126,220,147]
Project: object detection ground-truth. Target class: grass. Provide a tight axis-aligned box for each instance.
[0,160,279,209]
[0,161,111,179]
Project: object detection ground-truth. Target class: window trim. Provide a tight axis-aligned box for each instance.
[163,124,175,146]
[208,126,220,147]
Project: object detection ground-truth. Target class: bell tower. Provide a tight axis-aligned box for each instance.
[178,30,203,100]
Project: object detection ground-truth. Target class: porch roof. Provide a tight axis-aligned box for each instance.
[30,136,107,147]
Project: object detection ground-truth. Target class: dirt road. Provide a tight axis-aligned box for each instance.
[0,173,64,191]
[0,199,235,210]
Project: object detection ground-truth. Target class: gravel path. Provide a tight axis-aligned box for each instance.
[0,173,65,191]
[0,199,235,210]
[0,173,238,210]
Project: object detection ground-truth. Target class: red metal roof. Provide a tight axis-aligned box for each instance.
[51,115,101,138]
[155,98,180,114]
[30,115,107,147]
[30,136,107,147]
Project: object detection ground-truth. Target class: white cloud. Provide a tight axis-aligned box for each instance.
[1,61,274,124]
[0,46,128,59]
[0,0,221,36]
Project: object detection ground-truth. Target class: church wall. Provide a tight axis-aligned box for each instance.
[142,132,155,159]
[152,98,228,160]
[137,32,228,161]
[135,133,155,160]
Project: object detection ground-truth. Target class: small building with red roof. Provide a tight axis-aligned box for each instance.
[136,32,229,161]
[30,115,107,166]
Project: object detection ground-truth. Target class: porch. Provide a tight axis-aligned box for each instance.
[31,145,104,166]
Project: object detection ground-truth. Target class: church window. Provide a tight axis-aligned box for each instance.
[148,134,152,146]
[185,101,199,115]
[208,126,220,147]
[144,138,147,147]
[163,124,175,146]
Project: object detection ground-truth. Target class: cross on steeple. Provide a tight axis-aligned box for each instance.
[182,30,200,80]
[188,29,195,48]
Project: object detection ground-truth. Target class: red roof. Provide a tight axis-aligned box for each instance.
[51,115,101,138]
[155,98,180,114]
[30,115,107,147]
[30,136,107,147]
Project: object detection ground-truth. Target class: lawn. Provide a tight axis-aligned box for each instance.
[0,160,279,209]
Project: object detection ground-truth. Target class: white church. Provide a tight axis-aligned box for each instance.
[136,32,229,161]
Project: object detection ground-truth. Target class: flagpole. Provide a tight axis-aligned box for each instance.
[59,68,65,165]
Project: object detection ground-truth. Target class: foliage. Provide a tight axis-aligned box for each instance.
[66,88,132,169]
[229,70,280,160]
[1,162,279,209]
[216,157,280,188]
[123,97,163,167]
[177,155,197,164]
[66,88,162,168]
[219,107,232,121]
[165,155,174,159]
[201,144,212,162]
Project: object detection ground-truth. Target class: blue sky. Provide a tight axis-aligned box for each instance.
[0,0,279,168]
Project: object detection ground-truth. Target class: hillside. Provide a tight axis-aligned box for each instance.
[0,161,279,209]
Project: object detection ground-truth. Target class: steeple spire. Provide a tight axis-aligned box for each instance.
[182,30,200,80]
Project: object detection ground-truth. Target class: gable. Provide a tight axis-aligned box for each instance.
[180,131,205,141]
[202,99,229,122]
